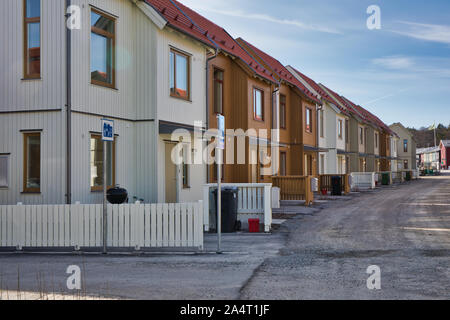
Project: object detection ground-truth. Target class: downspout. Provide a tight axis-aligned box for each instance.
[205,49,219,183]
[65,0,72,204]
[316,103,323,175]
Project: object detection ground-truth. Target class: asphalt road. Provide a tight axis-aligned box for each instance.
[241,174,450,299]
[0,174,449,300]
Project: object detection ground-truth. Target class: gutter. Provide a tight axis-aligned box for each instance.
[65,0,72,204]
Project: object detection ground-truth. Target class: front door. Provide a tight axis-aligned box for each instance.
[165,143,178,203]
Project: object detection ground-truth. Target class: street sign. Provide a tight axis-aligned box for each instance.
[102,119,114,142]
[217,115,225,150]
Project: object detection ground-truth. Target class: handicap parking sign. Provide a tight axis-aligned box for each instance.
[102,119,114,142]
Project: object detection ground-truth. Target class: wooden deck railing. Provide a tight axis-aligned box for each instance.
[271,176,314,206]
[318,174,350,194]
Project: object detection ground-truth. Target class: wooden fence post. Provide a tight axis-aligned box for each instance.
[345,174,351,194]
[305,176,313,206]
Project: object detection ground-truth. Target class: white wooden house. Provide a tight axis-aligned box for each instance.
[0,0,211,205]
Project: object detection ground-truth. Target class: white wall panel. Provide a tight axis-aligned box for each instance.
[0,111,66,205]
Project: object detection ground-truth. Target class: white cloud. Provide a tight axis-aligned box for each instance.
[372,56,415,70]
[179,1,341,34]
[391,21,450,45]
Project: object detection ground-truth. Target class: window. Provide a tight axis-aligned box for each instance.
[170,48,190,100]
[320,110,324,138]
[90,135,116,191]
[375,133,379,148]
[182,146,191,188]
[0,155,9,188]
[253,88,264,121]
[320,154,325,174]
[280,95,286,129]
[213,69,224,113]
[338,120,343,139]
[280,152,287,176]
[404,160,409,170]
[345,120,349,143]
[24,0,41,78]
[182,163,189,188]
[404,139,408,153]
[305,107,312,133]
[23,133,41,193]
[359,127,364,145]
[91,9,116,88]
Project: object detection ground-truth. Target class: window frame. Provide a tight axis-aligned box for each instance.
[213,67,224,114]
[90,134,116,192]
[305,107,312,133]
[23,132,41,193]
[280,94,286,129]
[170,48,191,101]
[253,87,264,122]
[280,151,287,176]
[23,0,41,79]
[0,154,9,189]
[90,8,116,89]
[404,139,408,153]
[320,109,324,138]
[359,127,364,145]
[375,133,379,148]
[338,119,343,140]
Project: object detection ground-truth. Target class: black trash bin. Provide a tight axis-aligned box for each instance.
[213,187,239,233]
[331,176,342,196]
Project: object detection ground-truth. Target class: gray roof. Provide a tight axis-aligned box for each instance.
[417,146,440,154]
[441,140,450,147]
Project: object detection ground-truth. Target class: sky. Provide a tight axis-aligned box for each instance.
[179,0,450,129]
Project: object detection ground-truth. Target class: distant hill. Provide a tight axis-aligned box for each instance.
[408,124,450,148]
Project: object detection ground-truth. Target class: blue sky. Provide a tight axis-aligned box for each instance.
[181,0,450,129]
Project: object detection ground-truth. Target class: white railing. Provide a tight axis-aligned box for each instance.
[350,172,376,190]
[203,183,272,233]
[391,172,403,184]
[0,202,203,251]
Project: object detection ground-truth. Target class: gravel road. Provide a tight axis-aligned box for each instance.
[240,174,450,299]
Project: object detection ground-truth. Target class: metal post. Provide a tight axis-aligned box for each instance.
[217,148,222,254]
[103,140,107,254]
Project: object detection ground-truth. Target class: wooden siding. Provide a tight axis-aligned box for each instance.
[0,111,66,205]
[0,0,66,112]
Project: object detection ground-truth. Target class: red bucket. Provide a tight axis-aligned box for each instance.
[248,219,260,233]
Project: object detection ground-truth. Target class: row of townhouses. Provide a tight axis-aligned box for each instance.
[0,0,417,205]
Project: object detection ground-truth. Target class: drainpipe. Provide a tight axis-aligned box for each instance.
[65,0,72,204]
[316,103,322,175]
[205,49,219,183]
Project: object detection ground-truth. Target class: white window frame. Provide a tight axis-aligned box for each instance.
[0,154,9,188]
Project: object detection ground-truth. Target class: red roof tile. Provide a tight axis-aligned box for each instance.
[237,38,321,105]
[145,0,274,82]
[288,66,348,114]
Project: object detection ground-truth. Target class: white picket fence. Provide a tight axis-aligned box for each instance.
[350,172,376,190]
[0,202,203,251]
[203,183,272,232]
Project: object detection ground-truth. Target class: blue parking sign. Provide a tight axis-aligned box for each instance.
[102,119,114,142]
